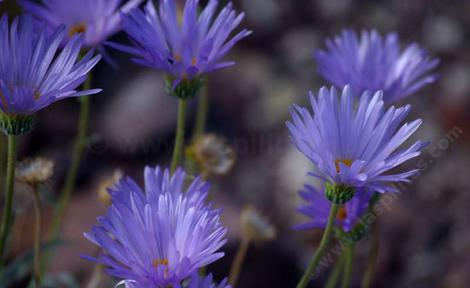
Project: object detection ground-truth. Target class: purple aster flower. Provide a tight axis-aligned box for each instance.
[83,166,227,287]
[109,0,252,88]
[0,15,101,116]
[287,85,427,193]
[20,0,143,48]
[315,29,439,103]
[120,273,231,288]
[295,184,373,232]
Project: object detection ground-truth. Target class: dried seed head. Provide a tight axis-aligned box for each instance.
[241,206,276,244]
[16,157,54,186]
[187,134,236,179]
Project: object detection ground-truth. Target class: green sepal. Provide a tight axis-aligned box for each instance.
[165,76,204,100]
[0,113,34,135]
[325,182,356,204]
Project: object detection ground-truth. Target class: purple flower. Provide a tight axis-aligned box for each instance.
[109,0,251,87]
[295,184,373,232]
[120,273,230,288]
[0,15,101,116]
[287,85,426,193]
[315,29,439,103]
[20,0,143,48]
[83,166,227,287]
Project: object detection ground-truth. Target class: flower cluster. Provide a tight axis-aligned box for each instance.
[0,0,441,286]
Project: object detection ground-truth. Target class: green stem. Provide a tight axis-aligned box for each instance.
[0,134,17,269]
[340,243,354,288]
[324,252,346,288]
[193,79,208,138]
[296,203,339,288]
[170,99,188,174]
[31,185,42,287]
[361,223,380,288]
[50,75,91,240]
[228,235,251,287]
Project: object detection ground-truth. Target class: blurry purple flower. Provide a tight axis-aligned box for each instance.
[119,273,230,288]
[315,29,439,103]
[0,15,101,115]
[109,0,252,87]
[20,0,143,48]
[295,184,373,232]
[84,166,227,287]
[287,85,426,193]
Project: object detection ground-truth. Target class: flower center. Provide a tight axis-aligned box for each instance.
[153,258,169,278]
[34,91,41,100]
[68,23,87,37]
[337,206,347,221]
[153,258,169,268]
[334,159,352,173]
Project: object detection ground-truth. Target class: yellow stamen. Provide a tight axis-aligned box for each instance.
[191,57,197,66]
[0,90,7,110]
[152,258,169,268]
[337,206,347,221]
[174,53,182,62]
[33,91,41,100]
[68,23,87,37]
[334,159,352,173]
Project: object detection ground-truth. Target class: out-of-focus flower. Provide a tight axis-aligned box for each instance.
[109,0,251,94]
[0,15,101,134]
[97,169,123,206]
[287,86,426,195]
[16,157,54,186]
[295,184,372,233]
[240,206,276,244]
[186,134,236,179]
[20,0,143,48]
[84,166,227,287]
[119,273,230,288]
[315,29,439,103]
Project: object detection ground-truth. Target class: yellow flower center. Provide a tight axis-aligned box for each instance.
[153,258,169,268]
[68,23,87,37]
[153,258,169,278]
[334,159,352,173]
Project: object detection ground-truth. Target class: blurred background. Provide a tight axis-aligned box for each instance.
[1,0,470,287]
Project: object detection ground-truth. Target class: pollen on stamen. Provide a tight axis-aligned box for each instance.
[337,206,348,221]
[33,91,41,100]
[173,53,182,62]
[191,57,197,66]
[152,259,169,268]
[68,23,87,37]
[335,159,352,173]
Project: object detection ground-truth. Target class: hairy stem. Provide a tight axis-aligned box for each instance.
[50,74,92,240]
[361,223,380,288]
[324,252,346,288]
[340,243,354,288]
[296,203,339,288]
[170,99,188,173]
[32,185,42,287]
[0,134,17,269]
[229,235,251,287]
